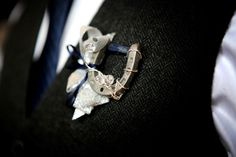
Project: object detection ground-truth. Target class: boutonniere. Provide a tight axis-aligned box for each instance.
[66,26,142,120]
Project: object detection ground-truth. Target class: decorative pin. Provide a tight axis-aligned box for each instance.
[66,26,142,120]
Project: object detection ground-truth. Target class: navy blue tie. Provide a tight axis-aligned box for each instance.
[27,0,73,114]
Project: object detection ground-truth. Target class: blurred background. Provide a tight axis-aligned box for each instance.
[0,0,18,73]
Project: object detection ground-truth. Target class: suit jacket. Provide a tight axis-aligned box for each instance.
[0,0,235,156]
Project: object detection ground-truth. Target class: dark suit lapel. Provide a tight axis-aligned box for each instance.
[13,0,236,156]
[0,0,48,154]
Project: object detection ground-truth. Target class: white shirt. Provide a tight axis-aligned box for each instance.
[212,11,236,157]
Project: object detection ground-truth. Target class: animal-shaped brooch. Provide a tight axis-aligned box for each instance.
[66,26,142,120]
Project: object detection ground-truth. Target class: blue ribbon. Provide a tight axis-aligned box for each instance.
[107,43,129,55]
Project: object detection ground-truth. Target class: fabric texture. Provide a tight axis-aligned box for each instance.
[0,0,235,156]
